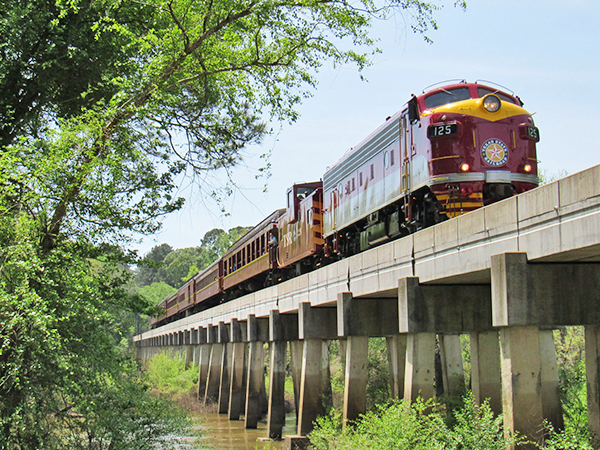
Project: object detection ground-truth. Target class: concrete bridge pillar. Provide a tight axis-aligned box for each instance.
[399,276,492,404]
[539,329,564,431]
[337,292,398,428]
[267,310,298,439]
[297,302,336,436]
[196,327,209,401]
[289,339,303,422]
[498,325,545,448]
[204,324,222,404]
[438,334,465,398]
[218,322,232,414]
[386,335,407,399]
[184,330,193,369]
[404,332,436,401]
[228,319,248,420]
[490,253,600,447]
[245,315,268,429]
[190,328,199,366]
[343,335,368,427]
[470,330,502,415]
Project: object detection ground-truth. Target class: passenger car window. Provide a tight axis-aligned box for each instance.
[424,88,471,109]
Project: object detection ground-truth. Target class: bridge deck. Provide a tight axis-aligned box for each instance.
[136,164,600,339]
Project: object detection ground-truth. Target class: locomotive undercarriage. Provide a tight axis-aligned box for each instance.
[332,188,447,259]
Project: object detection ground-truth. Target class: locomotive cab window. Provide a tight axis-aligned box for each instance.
[425,87,470,109]
[477,88,519,105]
[296,186,315,199]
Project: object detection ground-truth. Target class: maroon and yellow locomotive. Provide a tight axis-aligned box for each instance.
[152,80,539,327]
[322,80,539,257]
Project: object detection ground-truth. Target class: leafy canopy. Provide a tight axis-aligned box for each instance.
[0,0,462,448]
[2,0,462,250]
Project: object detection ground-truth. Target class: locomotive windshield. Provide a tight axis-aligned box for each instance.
[477,87,520,105]
[425,87,471,109]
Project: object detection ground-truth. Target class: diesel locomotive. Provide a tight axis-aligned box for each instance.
[152,80,539,327]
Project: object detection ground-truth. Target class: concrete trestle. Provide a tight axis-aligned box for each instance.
[135,165,600,449]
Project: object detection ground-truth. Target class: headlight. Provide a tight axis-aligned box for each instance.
[483,94,501,113]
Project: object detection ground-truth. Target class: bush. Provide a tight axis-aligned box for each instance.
[308,394,520,450]
[542,422,596,450]
[147,352,198,399]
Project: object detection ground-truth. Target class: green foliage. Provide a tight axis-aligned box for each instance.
[0,211,186,449]
[542,422,596,450]
[136,244,175,286]
[139,281,178,306]
[146,352,198,399]
[162,247,205,286]
[451,394,511,450]
[1,0,456,447]
[553,327,591,441]
[2,0,454,240]
[366,338,391,410]
[309,395,520,450]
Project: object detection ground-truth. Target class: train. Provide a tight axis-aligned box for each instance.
[151,80,540,327]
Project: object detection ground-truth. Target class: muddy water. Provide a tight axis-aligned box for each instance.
[194,413,296,450]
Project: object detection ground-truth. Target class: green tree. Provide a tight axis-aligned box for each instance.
[139,281,178,306]
[2,0,457,255]
[0,212,185,448]
[1,0,458,447]
[200,226,252,263]
[136,243,175,286]
[162,247,203,286]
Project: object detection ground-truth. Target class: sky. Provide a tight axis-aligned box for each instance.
[135,0,600,255]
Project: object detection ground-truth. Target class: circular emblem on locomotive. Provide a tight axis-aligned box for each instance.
[481,139,509,166]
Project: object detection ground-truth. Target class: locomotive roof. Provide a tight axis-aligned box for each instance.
[418,80,521,106]
[323,109,402,192]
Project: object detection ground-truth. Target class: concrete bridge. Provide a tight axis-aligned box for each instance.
[134,164,600,449]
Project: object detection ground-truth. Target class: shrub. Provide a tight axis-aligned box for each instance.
[308,395,519,450]
[147,352,198,399]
